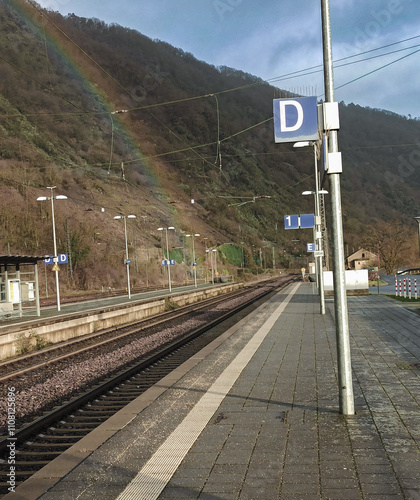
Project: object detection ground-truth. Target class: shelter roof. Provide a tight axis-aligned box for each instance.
[0,255,48,265]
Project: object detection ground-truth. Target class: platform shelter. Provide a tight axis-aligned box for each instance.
[0,255,46,319]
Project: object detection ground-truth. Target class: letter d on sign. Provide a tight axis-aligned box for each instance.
[273,96,318,143]
[280,100,304,132]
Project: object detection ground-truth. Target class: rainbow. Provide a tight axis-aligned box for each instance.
[9,0,159,187]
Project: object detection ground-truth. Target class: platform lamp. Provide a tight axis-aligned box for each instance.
[114,215,136,299]
[302,189,328,315]
[37,187,67,312]
[212,249,218,279]
[294,140,327,315]
[414,217,420,257]
[158,226,175,292]
[186,233,200,288]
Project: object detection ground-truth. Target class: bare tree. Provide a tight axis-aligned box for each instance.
[363,220,415,274]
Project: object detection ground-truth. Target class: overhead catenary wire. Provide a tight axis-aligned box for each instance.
[25,0,219,172]
[2,3,419,177]
[3,33,419,120]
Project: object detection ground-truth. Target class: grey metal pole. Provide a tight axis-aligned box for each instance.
[414,217,420,257]
[49,189,61,312]
[34,262,41,317]
[123,217,131,299]
[165,229,172,292]
[192,235,197,288]
[321,0,354,415]
[313,144,325,315]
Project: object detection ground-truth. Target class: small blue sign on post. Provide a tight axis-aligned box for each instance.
[284,215,299,230]
[161,259,168,266]
[44,254,68,264]
[307,243,316,252]
[300,214,315,229]
[169,259,176,265]
[284,214,315,230]
[273,97,319,143]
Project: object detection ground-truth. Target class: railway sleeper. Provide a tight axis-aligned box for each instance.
[56,422,98,428]
[73,410,118,416]
[93,399,134,405]
[37,434,86,441]
[24,442,75,449]
[48,427,90,434]
[15,450,63,457]
[2,461,50,467]
[85,405,127,411]
[0,470,34,479]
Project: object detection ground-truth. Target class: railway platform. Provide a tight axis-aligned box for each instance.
[5,282,420,499]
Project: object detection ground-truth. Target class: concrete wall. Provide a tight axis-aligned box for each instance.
[0,284,242,360]
[323,270,369,295]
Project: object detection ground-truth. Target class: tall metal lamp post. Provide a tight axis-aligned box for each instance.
[37,187,67,312]
[321,0,354,415]
[158,226,175,292]
[212,249,218,280]
[186,233,200,287]
[414,217,420,257]
[302,189,328,315]
[114,215,136,299]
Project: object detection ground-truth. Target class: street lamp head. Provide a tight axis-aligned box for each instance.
[114,216,122,220]
[127,215,136,219]
[293,141,311,148]
[55,195,68,200]
[302,189,328,196]
[36,196,48,201]
[168,226,175,230]
[157,227,163,231]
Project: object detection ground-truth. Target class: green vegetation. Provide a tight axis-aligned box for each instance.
[219,245,243,267]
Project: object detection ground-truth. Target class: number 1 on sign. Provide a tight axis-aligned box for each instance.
[284,214,299,230]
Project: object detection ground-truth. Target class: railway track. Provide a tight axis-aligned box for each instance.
[0,284,260,381]
[0,276,297,496]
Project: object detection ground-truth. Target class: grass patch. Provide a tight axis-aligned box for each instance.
[385,294,420,303]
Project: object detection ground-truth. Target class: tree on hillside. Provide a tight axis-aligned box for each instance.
[362,220,416,274]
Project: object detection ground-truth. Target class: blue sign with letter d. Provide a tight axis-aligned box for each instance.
[273,96,319,143]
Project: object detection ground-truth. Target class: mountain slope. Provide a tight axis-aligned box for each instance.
[1,0,420,291]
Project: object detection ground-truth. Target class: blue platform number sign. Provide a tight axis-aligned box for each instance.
[169,259,176,265]
[307,243,316,252]
[300,214,315,229]
[273,96,319,143]
[284,215,299,230]
[284,214,315,230]
[44,254,68,264]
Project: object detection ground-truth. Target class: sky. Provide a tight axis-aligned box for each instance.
[35,0,419,118]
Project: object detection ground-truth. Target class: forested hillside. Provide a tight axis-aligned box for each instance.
[1,0,420,291]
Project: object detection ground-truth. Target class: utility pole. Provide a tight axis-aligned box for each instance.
[321,0,355,415]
